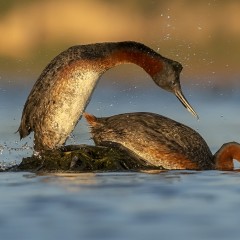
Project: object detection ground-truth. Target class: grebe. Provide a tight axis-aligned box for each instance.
[84,112,240,170]
[18,41,198,151]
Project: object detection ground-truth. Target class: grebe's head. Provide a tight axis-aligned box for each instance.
[153,60,198,118]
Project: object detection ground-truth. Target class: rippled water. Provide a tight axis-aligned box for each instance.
[0,76,240,240]
[1,171,240,240]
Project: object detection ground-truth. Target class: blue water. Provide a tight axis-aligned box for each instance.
[1,171,240,240]
[0,75,240,240]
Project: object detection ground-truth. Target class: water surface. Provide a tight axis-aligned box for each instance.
[0,77,240,240]
[1,171,240,240]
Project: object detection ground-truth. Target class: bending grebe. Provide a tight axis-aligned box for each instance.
[18,41,198,151]
[84,112,240,170]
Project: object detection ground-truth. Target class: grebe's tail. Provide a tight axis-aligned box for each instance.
[17,116,31,139]
[83,112,98,127]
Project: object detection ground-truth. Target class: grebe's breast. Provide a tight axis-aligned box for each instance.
[86,112,214,170]
[21,48,102,149]
[40,69,100,147]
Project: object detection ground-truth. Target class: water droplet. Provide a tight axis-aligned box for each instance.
[0,145,4,155]
[33,150,41,158]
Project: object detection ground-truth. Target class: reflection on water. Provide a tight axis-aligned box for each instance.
[1,171,240,240]
[0,78,240,240]
[41,173,98,192]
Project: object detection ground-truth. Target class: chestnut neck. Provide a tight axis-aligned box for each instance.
[101,42,165,78]
[214,142,240,170]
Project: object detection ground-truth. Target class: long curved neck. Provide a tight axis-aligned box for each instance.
[62,42,167,88]
[214,142,240,170]
[95,42,165,78]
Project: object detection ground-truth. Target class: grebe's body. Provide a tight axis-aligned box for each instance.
[85,112,240,170]
[18,41,197,151]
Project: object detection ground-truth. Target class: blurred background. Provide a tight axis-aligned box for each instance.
[0,0,239,85]
[1,3,240,239]
[0,0,240,160]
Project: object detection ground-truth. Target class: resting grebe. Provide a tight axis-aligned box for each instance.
[84,112,240,171]
[18,41,197,150]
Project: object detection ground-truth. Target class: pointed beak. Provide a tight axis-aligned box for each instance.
[175,89,199,119]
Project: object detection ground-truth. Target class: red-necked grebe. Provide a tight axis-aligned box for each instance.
[18,41,198,151]
[84,112,240,170]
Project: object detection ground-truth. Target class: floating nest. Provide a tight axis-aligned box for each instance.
[12,144,164,173]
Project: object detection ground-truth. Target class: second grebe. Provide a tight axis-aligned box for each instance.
[18,41,198,151]
[84,112,240,170]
